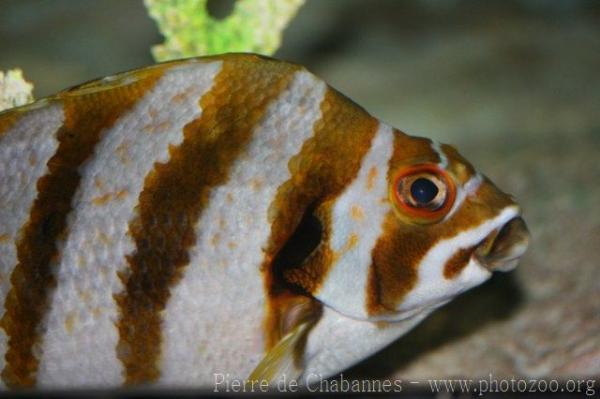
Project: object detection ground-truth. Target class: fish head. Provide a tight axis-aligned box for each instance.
[284,129,530,323]
[364,132,530,321]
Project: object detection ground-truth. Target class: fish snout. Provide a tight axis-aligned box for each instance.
[475,216,530,272]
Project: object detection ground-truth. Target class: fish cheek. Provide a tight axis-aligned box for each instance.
[366,215,434,316]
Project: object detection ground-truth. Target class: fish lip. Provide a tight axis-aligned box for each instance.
[475,216,530,272]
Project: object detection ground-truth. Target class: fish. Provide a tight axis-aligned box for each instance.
[0,53,530,390]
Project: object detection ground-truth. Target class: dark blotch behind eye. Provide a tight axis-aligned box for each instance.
[410,177,439,205]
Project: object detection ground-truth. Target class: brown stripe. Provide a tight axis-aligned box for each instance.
[366,212,422,315]
[114,56,298,384]
[366,134,516,316]
[0,72,163,388]
[0,111,20,139]
[263,88,379,350]
[443,246,478,279]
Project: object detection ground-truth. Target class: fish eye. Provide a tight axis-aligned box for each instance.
[403,174,445,210]
[391,164,456,222]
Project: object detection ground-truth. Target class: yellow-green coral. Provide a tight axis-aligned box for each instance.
[145,0,305,61]
[0,69,34,112]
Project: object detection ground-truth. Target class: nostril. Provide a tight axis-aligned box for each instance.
[476,217,530,272]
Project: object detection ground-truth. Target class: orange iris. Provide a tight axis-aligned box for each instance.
[390,164,456,222]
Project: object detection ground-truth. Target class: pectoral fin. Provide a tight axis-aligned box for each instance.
[248,296,321,385]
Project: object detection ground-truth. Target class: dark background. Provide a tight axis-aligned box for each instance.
[1,0,598,380]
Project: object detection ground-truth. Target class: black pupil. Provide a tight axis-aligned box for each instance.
[410,178,439,205]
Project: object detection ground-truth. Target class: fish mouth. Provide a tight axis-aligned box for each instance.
[475,216,530,272]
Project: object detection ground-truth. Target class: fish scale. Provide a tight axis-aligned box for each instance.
[0,53,529,389]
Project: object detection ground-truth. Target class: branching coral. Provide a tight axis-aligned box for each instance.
[145,0,305,61]
[0,69,34,112]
